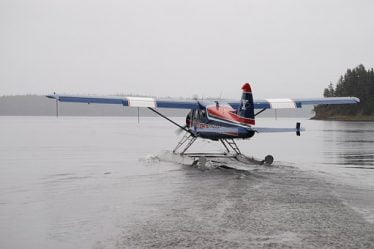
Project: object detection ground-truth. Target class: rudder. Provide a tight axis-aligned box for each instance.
[238,83,255,125]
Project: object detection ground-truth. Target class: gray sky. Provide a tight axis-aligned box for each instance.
[1,0,373,99]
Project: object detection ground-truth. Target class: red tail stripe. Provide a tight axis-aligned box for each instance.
[207,106,255,125]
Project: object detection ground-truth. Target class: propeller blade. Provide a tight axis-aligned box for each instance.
[175,125,187,135]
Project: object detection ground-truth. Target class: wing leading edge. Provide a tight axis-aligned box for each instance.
[47,94,359,110]
[228,97,360,110]
[47,94,200,109]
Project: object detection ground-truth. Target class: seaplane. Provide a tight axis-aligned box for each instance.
[47,83,359,166]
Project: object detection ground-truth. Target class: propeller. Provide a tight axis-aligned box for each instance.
[175,109,193,135]
[174,96,200,135]
[175,125,188,135]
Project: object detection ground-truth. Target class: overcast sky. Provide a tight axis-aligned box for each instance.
[0,0,373,99]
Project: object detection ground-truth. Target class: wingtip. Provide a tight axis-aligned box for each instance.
[46,93,58,99]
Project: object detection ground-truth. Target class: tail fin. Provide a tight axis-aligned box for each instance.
[238,83,255,125]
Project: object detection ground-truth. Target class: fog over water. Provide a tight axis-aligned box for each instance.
[1,1,374,98]
[0,116,374,248]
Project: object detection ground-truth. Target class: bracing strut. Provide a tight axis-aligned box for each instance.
[173,132,197,154]
[219,139,242,155]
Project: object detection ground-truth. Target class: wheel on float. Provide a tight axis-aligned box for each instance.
[264,155,274,165]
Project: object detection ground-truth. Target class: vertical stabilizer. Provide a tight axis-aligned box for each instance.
[238,83,255,125]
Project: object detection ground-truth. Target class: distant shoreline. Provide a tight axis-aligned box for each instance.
[311,115,374,122]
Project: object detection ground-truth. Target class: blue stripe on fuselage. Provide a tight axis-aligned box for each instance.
[192,121,255,139]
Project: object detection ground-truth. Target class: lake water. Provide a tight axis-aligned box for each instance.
[0,116,373,248]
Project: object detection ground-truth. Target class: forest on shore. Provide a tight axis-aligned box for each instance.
[313,65,374,121]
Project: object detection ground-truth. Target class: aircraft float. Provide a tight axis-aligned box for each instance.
[47,83,359,165]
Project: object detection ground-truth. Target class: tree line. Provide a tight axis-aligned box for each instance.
[314,65,374,119]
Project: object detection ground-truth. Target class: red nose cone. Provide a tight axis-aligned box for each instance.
[242,83,252,93]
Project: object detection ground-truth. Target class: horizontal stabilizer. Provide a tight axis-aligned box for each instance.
[253,122,305,136]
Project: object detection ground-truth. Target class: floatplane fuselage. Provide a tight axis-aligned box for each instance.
[47,83,359,165]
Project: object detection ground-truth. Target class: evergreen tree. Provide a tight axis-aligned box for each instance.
[323,83,335,97]
[314,65,374,119]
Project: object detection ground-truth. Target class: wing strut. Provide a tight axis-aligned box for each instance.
[137,107,140,123]
[54,92,59,118]
[147,107,193,135]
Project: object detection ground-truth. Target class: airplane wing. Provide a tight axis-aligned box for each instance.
[228,97,360,109]
[47,94,359,110]
[47,94,199,109]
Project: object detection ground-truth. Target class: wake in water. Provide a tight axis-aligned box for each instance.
[140,150,293,173]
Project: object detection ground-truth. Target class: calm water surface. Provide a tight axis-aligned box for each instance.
[0,116,373,248]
